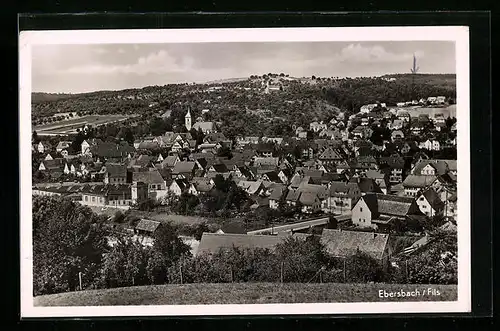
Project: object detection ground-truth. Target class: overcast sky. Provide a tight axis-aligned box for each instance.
[32,41,456,94]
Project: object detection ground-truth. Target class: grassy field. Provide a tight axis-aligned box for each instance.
[130,211,210,225]
[34,283,457,306]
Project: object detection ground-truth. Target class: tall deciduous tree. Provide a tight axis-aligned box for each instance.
[33,196,109,295]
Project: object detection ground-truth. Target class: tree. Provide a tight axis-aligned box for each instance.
[344,249,385,283]
[153,223,191,263]
[274,236,329,282]
[113,210,125,223]
[32,130,40,144]
[216,145,232,158]
[101,238,149,288]
[175,192,200,215]
[118,127,135,145]
[32,196,109,295]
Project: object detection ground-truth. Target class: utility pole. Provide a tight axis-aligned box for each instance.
[78,272,82,291]
[343,259,346,283]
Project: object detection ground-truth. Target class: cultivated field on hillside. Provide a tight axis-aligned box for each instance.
[34,283,457,306]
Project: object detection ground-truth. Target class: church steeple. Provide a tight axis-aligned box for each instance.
[185,107,192,131]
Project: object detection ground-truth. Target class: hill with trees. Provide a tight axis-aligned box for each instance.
[31,73,456,137]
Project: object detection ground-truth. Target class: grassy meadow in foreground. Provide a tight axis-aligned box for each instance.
[34,283,457,307]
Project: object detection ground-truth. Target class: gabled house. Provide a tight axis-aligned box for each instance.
[55,141,72,153]
[197,233,285,256]
[318,147,343,165]
[379,155,406,184]
[129,154,155,170]
[236,180,266,196]
[268,184,287,210]
[102,163,128,184]
[434,113,446,125]
[160,155,180,170]
[192,121,217,134]
[187,177,214,196]
[389,119,404,130]
[171,161,197,180]
[351,193,423,229]
[63,161,78,175]
[135,219,161,244]
[402,175,439,197]
[352,126,373,139]
[81,138,102,155]
[207,163,230,174]
[391,130,405,142]
[260,171,283,184]
[38,158,65,172]
[410,121,424,135]
[88,141,135,161]
[132,169,168,200]
[419,139,441,151]
[37,141,53,154]
[80,183,133,209]
[310,121,328,133]
[169,178,190,196]
[278,168,294,185]
[298,192,322,213]
[365,169,390,194]
[396,109,410,122]
[411,159,457,177]
[324,181,362,214]
[253,157,279,168]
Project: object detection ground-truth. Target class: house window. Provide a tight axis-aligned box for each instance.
[91,196,95,202]
[360,207,363,212]
[84,196,88,202]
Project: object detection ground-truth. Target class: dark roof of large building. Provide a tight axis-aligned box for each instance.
[318,147,343,160]
[320,229,389,260]
[41,158,65,170]
[359,193,419,217]
[379,156,405,169]
[197,233,283,255]
[103,163,127,178]
[403,175,438,188]
[90,141,135,159]
[132,169,165,184]
[420,188,445,210]
[298,192,320,206]
[268,184,287,200]
[161,155,179,168]
[210,163,230,173]
[190,177,214,192]
[172,161,196,174]
[411,159,457,175]
[329,181,360,198]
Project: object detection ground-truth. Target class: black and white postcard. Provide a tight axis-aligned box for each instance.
[19,26,471,317]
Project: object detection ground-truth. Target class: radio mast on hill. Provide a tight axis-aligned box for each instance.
[410,53,419,100]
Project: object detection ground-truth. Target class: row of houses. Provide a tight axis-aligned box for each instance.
[395,96,448,107]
